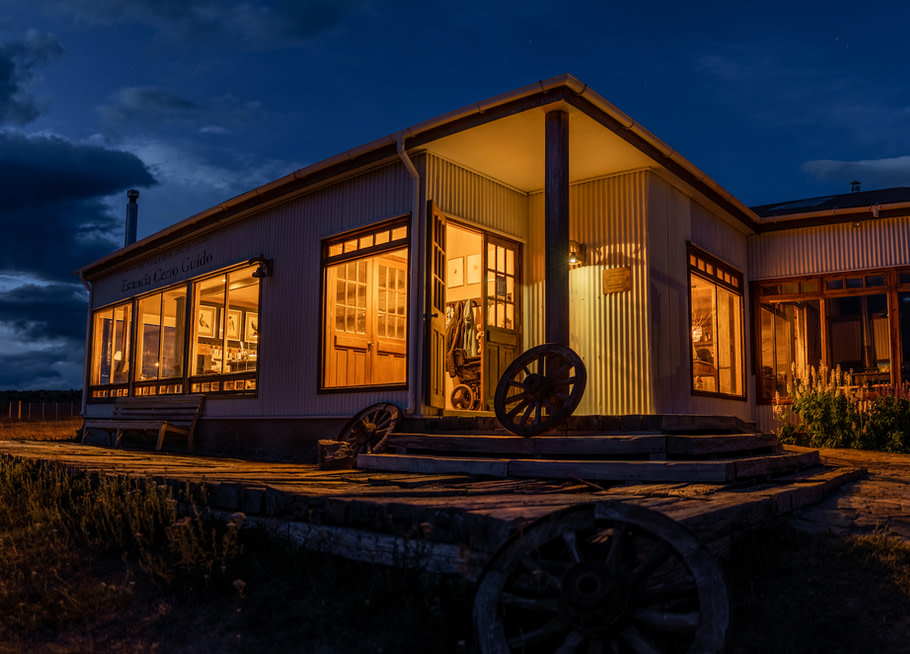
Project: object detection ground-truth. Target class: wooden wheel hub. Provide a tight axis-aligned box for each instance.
[559,561,631,634]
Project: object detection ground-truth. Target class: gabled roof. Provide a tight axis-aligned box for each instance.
[752,187,910,218]
[80,74,760,280]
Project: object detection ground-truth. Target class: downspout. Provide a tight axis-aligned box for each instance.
[398,135,421,415]
[79,272,93,421]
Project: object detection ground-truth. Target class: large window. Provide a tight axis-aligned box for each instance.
[89,302,133,397]
[688,246,745,397]
[757,271,909,402]
[88,261,262,400]
[322,219,409,389]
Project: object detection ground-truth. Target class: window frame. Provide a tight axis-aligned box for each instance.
[318,216,411,393]
[687,244,747,400]
[88,260,263,402]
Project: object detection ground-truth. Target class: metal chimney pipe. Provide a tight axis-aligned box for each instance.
[124,189,139,246]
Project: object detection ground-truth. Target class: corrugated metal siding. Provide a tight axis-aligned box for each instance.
[749,215,910,279]
[647,174,753,420]
[527,171,653,415]
[92,161,415,420]
[425,155,529,240]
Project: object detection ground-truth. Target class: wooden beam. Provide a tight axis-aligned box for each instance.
[545,110,570,346]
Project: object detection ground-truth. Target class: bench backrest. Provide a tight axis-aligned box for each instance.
[111,395,204,427]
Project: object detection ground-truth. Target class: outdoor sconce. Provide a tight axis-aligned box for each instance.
[568,240,585,266]
[249,256,273,278]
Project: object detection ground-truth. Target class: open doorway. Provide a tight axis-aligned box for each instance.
[441,222,521,411]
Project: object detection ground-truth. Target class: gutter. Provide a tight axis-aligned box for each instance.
[756,201,910,232]
[397,135,421,415]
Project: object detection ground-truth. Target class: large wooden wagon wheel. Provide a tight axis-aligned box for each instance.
[474,502,728,654]
[336,402,401,455]
[493,344,587,437]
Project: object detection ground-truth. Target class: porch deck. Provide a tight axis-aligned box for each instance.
[0,436,861,582]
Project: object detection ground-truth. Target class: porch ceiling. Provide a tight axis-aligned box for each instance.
[422,103,655,193]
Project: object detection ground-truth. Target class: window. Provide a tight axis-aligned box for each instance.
[322,219,409,389]
[88,261,262,400]
[134,287,187,395]
[189,264,261,393]
[89,302,133,398]
[688,246,745,397]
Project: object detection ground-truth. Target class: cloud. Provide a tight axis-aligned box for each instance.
[801,156,910,188]
[0,30,63,126]
[0,129,156,389]
[40,0,365,48]
[97,86,203,132]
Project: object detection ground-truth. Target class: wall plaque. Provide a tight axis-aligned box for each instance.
[602,267,632,294]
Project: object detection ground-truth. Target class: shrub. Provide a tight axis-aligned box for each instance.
[776,365,910,453]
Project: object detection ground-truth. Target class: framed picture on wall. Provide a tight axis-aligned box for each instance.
[197,306,216,338]
[448,257,464,288]
[467,253,482,285]
[227,310,242,340]
[245,312,259,341]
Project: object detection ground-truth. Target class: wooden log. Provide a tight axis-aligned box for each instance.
[317,439,355,470]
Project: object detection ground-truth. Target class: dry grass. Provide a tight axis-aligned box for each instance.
[0,417,81,441]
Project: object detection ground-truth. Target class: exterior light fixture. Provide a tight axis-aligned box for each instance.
[569,240,585,266]
[249,256,273,278]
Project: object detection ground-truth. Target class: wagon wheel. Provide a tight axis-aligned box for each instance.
[473,502,728,654]
[493,344,587,437]
[337,402,401,455]
[451,384,476,411]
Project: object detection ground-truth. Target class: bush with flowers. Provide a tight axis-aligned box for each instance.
[775,364,910,453]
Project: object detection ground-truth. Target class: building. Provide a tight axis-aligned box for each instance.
[78,74,910,459]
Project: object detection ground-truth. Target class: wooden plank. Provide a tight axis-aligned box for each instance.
[507,459,734,483]
[733,450,820,480]
[356,453,509,477]
[666,433,779,456]
[387,433,667,457]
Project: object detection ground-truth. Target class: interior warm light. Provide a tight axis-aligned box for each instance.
[569,240,585,266]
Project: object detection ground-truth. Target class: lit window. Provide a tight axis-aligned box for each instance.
[90,302,133,397]
[688,245,744,397]
[189,264,261,393]
[322,219,409,389]
[134,287,187,395]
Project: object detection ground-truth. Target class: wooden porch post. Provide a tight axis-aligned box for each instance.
[545,109,570,347]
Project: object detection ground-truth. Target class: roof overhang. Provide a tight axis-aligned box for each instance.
[80,74,760,280]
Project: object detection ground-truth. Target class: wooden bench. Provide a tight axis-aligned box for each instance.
[82,395,204,452]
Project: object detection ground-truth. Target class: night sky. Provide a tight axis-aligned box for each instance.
[3,1,910,390]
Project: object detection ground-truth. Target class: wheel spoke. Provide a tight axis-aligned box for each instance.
[630,541,672,584]
[632,609,700,634]
[604,524,628,572]
[520,401,536,425]
[506,399,531,419]
[618,623,664,654]
[562,530,582,563]
[500,591,561,613]
[555,628,586,653]
[519,555,562,592]
[507,616,566,650]
[504,390,528,405]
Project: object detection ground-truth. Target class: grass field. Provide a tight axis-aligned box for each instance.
[1,421,909,652]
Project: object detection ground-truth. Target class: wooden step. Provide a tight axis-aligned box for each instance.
[357,450,820,484]
[385,432,779,459]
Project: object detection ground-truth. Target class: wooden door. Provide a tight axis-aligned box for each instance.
[427,202,447,409]
[482,234,521,410]
[325,254,408,387]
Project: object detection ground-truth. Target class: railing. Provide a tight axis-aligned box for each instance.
[2,401,80,422]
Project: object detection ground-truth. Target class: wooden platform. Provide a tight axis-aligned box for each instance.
[0,439,863,583]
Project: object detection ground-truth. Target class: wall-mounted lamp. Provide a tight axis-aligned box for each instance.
[249,256,273,278]
[568,240,585,267]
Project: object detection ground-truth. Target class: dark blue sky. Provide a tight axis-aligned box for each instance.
[2,0,910,389]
